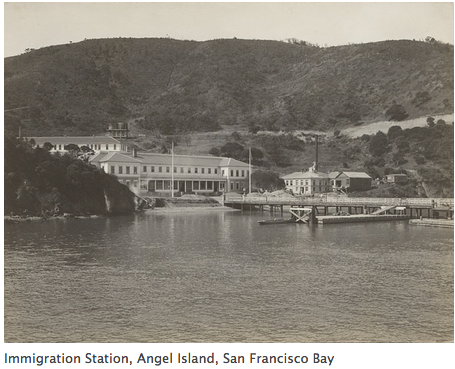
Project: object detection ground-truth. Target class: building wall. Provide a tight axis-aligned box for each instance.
[284,178,331,195]
[100,159,249,194]
[332,174,371,192]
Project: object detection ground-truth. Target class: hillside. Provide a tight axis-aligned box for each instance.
[4,37,453,137]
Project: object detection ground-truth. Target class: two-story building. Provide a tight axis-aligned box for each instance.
[282,167,331,195]
[89,150,250,195]
[28,136,128,153]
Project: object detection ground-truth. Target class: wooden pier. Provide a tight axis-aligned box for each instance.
[223,196,453,223]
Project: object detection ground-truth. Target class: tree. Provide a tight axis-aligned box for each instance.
[368,131,389,156]
[385,104,409,121]
[251,170,285,192]
[436,119,446,126]
[220,142,244,160]
[64,143,80,157]
[208,147,220,156]
[248,122,260,134]
[387,125,403,140]
[43,142,54,151]
[231,131,242,142]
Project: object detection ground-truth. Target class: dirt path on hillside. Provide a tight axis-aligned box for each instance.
[341,114,454,138]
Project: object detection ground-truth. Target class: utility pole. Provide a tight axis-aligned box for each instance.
[249,147,252,195]
[171,142,174,198]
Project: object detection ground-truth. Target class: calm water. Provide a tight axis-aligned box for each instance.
[4,210,454,343]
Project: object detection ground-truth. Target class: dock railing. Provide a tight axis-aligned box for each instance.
[226,196,454,208]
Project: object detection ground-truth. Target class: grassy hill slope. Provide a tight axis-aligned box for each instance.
[5,38,453,137]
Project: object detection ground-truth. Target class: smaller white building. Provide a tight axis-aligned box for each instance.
[282,166,331,195]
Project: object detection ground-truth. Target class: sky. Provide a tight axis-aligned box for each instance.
[3,1,454,58]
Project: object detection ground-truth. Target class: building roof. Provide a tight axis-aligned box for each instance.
[95,152,142,163]
[336,172,372,179]
[29,136,121,145]
[282,170,330,180]
[91,151,249,167]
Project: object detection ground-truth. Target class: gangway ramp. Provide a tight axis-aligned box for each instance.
[370,205,397,215]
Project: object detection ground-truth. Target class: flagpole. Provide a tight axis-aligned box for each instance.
[249,147,252,195]
[171,142,174,198]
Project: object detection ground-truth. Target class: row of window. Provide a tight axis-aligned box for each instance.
[286,179,330,186]
[142,166,219,174]
[109,165,249,177]
[111,165,138,175]
[223,169,249,178]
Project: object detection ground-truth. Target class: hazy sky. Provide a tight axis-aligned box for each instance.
[3,1,454,57]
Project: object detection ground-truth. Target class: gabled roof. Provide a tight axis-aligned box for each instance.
[336,172,372,179]
[219,157,250,167]
[97,152,142,163]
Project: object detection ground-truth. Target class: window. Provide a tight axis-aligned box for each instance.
[208,168,211,174]
[201,168,205,174]
[106,144,109,150]
[188,167,191,173]
[114,144,117,150]
[241,170,245,177]
[231,170,234,177]
[230,182,234,190]
[126,166,130,174]
[119,166,123,174]
[159,166,162,173]
[195,168,198,174]
[174,167,177,173]
[166,167,170,173]
[134,167,137,174]
[236,170,239,177]
[200,181,206,190]
[215,169,218,174]
[151,166,155,173]
[180,167,184,173]
[193,181,199,190]
[111,166,115,174]
[222,170,225,176]
[143,166,147,173]
[156,181,163,190]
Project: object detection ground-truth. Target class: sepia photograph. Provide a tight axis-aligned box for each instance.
[3,1,454,362]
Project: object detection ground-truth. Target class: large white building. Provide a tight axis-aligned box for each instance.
[90,150,251,195]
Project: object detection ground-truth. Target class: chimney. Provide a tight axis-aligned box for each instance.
[133,148,138,158]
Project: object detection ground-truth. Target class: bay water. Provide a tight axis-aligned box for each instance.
[4,209,453,342]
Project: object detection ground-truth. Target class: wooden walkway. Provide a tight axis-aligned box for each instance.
[224,196,454,220]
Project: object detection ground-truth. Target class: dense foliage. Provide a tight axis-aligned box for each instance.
[5,38,453,136]
[4,138,136,216]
